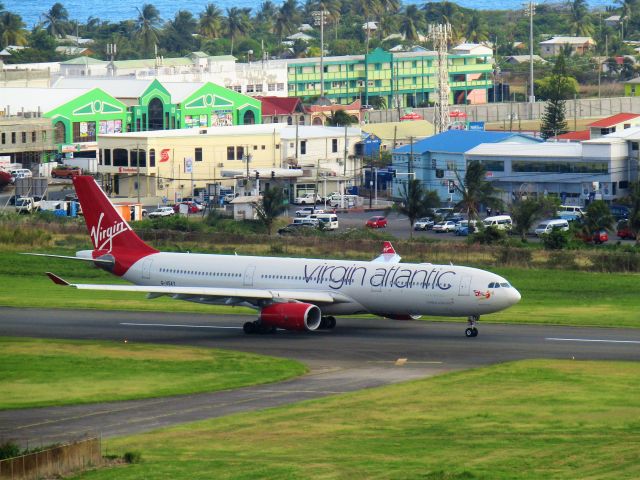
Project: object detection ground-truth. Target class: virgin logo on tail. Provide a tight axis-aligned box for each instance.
[382,241,396,254]
[90,212,130,252]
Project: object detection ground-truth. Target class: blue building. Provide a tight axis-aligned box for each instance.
[391,130,542,204]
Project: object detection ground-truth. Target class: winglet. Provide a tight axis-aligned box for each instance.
[382,241,396,255]
[46,272,70,286]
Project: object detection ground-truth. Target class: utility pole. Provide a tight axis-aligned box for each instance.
[312,8,329,99]
[524,1,536,118]
[409,136,414,175]
[428,23,451,133]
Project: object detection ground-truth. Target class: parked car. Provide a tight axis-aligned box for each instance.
[454,220,476,234]
[616,221,634,240]
[51,165,82,179]
[534,219,570,236]
[610,204,630,221]
[295,207,324,217]
[433,221,457,233]
[455,226,472,236]
[592,229,609,244]
[15,196,40,213]
[366,216,387,228]
[9,168,32,183]
[278,223,317,235]
[413,217,435,231]
[148,206,175,218]
[173,202,200,214]
[294,193,324,205]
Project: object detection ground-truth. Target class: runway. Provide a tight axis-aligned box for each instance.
[1,307,639,445]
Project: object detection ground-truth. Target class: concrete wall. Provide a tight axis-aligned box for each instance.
[366,96,640,126]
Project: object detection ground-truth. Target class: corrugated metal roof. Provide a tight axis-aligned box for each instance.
[466,141,582,158]
[362,120,434,140]
[393,130,541,155]
[551,130,591,141]
[1,87,96,113]
[52,78,155,97]
[587,113,640,127]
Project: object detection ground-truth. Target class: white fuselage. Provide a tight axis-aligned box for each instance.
[122,252,521,317]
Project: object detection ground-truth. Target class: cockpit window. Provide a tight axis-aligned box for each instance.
[500,282,510,288]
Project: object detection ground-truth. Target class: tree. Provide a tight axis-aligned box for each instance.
[394,179,440,238]
[567,0,594,37]
[226,7,252,55]
[254,186,288,235]
[623,182,640,243]
[0,12,27,48]
[135,4,161,57]
[582,200,614,239]
[369,96,387,109]
[454,161,503,221]
[42,2,69,37]
[510,197,559,241]
[399,5,422,42]
[198,4,223,39]
[465,11,488,44]
[327,109,355,126]
[539,53,574,140]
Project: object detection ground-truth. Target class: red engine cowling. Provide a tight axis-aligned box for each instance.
[384,314,423,320]
[260,303,322,331]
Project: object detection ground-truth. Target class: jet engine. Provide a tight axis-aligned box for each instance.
[260,302,322,331]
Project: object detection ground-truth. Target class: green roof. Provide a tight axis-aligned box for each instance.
[61,57,107,65]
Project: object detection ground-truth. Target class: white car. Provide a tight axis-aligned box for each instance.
[148,206,175,218]
[294,193,323,205]
[413,217,435,231]
[433,221,457,233]
[296,207,324,217]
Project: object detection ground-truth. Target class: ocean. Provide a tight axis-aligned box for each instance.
[11,0,616,30]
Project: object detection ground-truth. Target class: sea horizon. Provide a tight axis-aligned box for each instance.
[10,0,618,31]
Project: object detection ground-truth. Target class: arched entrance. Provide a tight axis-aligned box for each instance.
[54,121,66,143]
[148,98,164,130]
[312,116,323,126]
[243,110,255,125]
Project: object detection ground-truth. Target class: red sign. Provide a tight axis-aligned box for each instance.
[118,167,138,173]
[160,149,171,163]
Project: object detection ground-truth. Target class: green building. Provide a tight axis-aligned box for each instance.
[287,44,494,107]
[625,78,640,97]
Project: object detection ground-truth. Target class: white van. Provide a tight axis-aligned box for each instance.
[293,217,320,227]
[483,215,513,230]
[328,194,358,208]
[557,205,584,216]
[534,219,570,236]
[309,213,339,230]
[10,168,32,183]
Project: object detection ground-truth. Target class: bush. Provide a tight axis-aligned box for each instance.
[546,251,579,270]
[590,251,640,272]
[541,229,569,250]
[469,226,506,245]
[123,451,142,464]
[493,245,532,267]
[0,441,21,460]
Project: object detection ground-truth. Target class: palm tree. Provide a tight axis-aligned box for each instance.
[567,0,594,36]
[166,10,197,53]
[399,5,422,42]
[369,96,387,109]
[254,186,288,235]
[135,4,161,57]
[465,11,488,44]
[226,7,252,55]
[395,179,440,238]
[274,0,298,42]
[582,200,614,241]
[198,4,223,39]
[256,0,278,32]
[510,197,558,241]
[454,161,503,220]
[327,110,355,126]
[42,2,69,38]
[625,182,640,243]
[0,12,27,48]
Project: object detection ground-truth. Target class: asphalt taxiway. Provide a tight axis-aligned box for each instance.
[1,307,639,445]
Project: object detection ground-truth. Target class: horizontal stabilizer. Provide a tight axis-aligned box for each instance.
[46,272,70,286]
[22,253,114,265]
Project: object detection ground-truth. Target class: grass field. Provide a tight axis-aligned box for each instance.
[0,337,306,409]
[2,251,639,329]
[69,359,640,480]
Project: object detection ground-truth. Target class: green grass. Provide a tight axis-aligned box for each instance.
[0,337,306,409]
[2,251,640,328]
[72,359,640,480]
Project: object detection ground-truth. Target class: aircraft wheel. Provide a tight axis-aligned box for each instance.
[243,321,256,334]
[465,327,475,338]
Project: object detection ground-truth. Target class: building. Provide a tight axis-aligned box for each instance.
[361,120,435,152]
[257,96,305,124]
[95,124,361,203]
[0,117,56,168]
[287,45,494,108]
[505,55,547,65]
[539,36,596,57]
[465,136,633,205]
[587,113,640,139]
[624,78,640,97]
[391,130,541,203]
[304,100,362,126]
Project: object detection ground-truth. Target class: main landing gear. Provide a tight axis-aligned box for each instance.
[243,321,276,334]
[465,315,479,338]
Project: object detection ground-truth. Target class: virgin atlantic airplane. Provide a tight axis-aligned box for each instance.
[37,176,520,337]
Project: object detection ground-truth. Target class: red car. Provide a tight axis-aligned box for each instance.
[51,166,82,179]
[366,216,387,228]
[617,222,635,240]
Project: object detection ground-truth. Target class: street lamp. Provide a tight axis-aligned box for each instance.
[312,9,329,99]
[524,1,536,107]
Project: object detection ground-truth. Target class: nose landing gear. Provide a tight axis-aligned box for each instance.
[465,315,479,337]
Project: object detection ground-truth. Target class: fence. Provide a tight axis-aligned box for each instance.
[367,96,640,125]
[0,437,101,480]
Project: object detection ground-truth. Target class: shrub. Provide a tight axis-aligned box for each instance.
[541,229,569,250]
[123,451,142,464]
[0,441,21,460]
[590,251,640,272]
[546,251,579,270]
[493,245,532,267]
[470,226,506,245]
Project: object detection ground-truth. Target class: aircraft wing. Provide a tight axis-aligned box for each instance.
[46,272,352,305]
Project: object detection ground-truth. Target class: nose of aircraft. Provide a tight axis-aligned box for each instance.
[510,287,522,305]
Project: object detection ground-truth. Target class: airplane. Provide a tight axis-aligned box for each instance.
[33,176,521,338]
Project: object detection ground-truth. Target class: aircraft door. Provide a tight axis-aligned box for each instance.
[142,258,153,280]
[243,265,256,286]
[458,275,471,296]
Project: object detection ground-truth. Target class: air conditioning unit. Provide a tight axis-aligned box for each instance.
[217,163,224,167]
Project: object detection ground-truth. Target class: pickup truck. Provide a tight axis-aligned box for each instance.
[15,196,41,213]
[294,193,323,205]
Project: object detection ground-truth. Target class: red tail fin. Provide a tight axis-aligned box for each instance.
[73,176,157,274]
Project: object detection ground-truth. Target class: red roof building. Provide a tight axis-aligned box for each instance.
[256,96,305,124]
[551,130,591,142]
[588,113,640,138]
[304,100,362,126]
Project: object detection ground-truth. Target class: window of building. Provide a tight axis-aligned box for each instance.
[287,116,293,125]
[195,147,202,161]
[1,133,4,144]
[332,139,338,153]
[300,140,307,155]
[54,122,65,143]
[113,148,128,167]
[149,148,155,167]
[31,132,36,142]
[299,115,305,125]
[72,121,96,142]
[102,149,111,166]
[237,146,244,160]
[11,132,16,144]
[227,146,235,160]
[253,145,258,150]
[261,145,266,150]
[246,84,255,93]
[277,83,285,91]
[130,149,146,167]
[22,132,26,143]
[255,84,263,92]
[632,142,639,151]
[233,85,242,92]
[268,83,276,91]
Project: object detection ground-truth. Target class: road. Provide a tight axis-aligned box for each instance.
[1,307,639,445]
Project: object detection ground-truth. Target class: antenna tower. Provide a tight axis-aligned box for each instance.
[429,23,451,133]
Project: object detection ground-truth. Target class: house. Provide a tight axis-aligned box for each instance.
[605,15,621,27]
[256,96,305,124]
[624,78,640,97]
[539,36,595,57]
[551,130,591,142]
[55,46,93,57]
[230,195,260,220]
[361,120,435,151]
[505,55,547,65]
[304,100,362,126]
[587,113,640,139]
